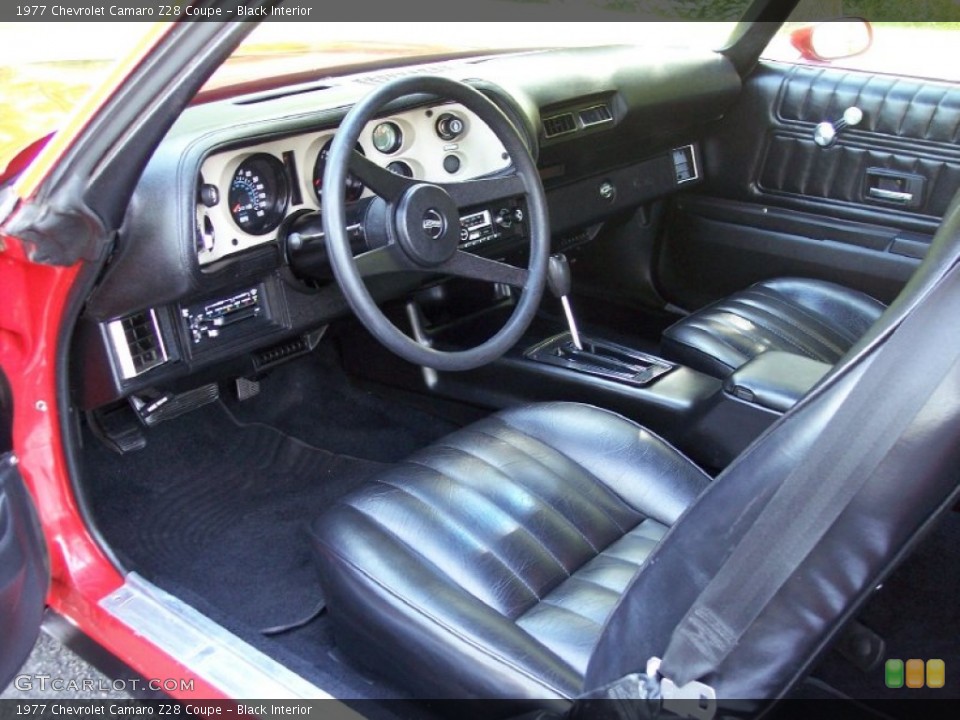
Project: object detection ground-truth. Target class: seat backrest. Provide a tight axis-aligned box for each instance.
[585,190,960,699]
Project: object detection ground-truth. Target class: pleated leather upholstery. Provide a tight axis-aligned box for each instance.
[310,402,709,699]
[661,277,886,378]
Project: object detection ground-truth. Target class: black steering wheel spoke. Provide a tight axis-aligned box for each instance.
[349,151,415,203]
[441,172,525,210]
[441,251,529,287]
[354,244,408,278]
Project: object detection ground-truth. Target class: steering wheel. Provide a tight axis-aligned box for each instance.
[321,76,550,371]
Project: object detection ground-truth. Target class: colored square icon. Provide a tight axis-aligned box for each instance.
[885,659,904,688]
[927,659,945,689]
[906,659,925,688]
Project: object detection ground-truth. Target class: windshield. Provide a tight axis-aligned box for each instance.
[0,14,743,171]
[206,21,741,92]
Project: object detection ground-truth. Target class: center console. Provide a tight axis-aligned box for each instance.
[343,254,822,471]
[525,333,675,388]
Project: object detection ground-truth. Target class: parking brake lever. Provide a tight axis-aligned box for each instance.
[547,253,583,350]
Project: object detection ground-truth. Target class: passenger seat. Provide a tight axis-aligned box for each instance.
[661,277,887,378]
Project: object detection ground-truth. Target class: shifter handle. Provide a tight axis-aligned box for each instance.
[547,253,572,298]
[546,253,583,350]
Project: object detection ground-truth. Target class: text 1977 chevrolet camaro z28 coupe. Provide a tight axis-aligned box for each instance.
[1,3,960,716]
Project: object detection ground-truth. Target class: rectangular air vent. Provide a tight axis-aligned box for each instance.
[543,113,577,139]
[578,104,612,127]
[672,144,700,184]
[107,309,169,380]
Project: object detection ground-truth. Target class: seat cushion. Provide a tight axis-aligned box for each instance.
[309,402,710,699]
[661,277,886,378]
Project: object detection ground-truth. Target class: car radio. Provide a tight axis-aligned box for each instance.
[458,200,527,254]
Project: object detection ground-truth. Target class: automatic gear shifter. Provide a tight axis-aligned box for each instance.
[547,253,583,350]
[530,253,674,387]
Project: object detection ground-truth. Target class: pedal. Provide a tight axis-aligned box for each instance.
[235,377,261,402]
[130,383,219,427]
[834,619,885,673]
[88,403,147,455]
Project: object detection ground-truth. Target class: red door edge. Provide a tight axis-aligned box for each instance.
[0,230,223,699]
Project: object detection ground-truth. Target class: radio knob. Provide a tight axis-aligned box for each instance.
[496,208,513,228]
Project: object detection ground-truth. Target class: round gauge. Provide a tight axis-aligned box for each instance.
[386,161,413,177]
[228,154,289,235]
[313,139,365,204]
[372,121,403,154]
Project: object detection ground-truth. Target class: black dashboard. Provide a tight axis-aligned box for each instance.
[75,44,741,410]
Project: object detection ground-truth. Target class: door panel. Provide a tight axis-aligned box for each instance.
[657,62,960,310]
[0,452,48,690]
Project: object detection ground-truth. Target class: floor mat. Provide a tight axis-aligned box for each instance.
[222,338,458,462]
[84,400,385,632]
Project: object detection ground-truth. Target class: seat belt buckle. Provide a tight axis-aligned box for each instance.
[647,657,717,720]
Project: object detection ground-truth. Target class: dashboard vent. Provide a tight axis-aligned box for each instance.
[578,104,612,127]
[543,113,577,139]
[253,336,310,371]
[672,144,700,184]
[107,309,169,380]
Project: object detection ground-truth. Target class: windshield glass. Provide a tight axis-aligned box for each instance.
[207,20,741,92]
[0,12,744,170]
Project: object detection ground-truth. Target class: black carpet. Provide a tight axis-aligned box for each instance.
[221,339,459,462]
[81,345,459,699]
[84,400,384,631]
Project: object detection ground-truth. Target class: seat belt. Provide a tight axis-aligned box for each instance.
[653,265,960,714]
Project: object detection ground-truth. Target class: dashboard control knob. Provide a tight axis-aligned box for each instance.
[436,113,465,141]
[199,183,220,207]
[443,154,461,174]
[496,208,513,228]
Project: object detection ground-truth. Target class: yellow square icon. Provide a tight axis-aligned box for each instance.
[906,659,925,688]
[927,659,945,689]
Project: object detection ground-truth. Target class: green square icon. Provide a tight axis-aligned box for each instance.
[885,659,905,688]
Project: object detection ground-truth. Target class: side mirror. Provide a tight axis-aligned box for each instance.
[790,19,873,62]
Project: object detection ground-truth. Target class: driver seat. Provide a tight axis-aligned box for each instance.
[311,403,708,698]
[311,195,960,701]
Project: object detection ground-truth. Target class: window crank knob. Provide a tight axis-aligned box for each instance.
[814,106,863,147]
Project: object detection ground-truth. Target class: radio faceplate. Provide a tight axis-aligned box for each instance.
[458,199,527,254]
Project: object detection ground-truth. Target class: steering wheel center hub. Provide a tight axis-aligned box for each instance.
[395,183,460,267]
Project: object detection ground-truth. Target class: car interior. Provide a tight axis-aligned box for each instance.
[31,12,960,714]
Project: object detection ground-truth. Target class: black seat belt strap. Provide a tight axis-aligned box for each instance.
[659,266,960,692]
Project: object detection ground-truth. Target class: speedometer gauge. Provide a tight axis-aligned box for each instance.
[313,139,365,204]
[228,154,289,235]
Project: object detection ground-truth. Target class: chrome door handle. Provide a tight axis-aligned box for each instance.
[868,187,914,203]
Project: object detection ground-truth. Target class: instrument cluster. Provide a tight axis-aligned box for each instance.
[195,103,511,266]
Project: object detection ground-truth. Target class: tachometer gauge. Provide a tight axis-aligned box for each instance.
[313,139,365,204]
[372,121,403,154]
[228,154,289,235]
